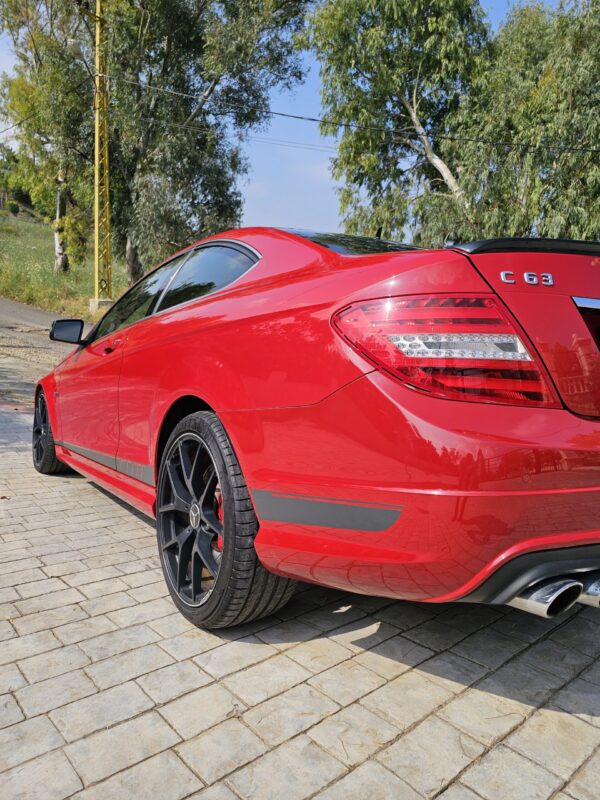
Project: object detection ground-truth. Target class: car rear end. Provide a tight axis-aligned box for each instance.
[250,236,600,619]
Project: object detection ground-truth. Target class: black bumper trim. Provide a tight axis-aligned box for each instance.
[460,543,600,605]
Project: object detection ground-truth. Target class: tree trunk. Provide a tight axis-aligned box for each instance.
[125,233,144,284]
[53,185,69,273]
[402,98,474,225]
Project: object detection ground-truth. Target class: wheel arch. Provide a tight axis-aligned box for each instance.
[154,394,215,478]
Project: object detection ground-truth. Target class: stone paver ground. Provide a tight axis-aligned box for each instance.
[1,308,600,800]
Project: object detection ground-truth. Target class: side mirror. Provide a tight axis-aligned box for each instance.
[50,319,85,345]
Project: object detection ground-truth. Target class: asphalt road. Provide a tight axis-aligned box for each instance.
[0,296,74,406]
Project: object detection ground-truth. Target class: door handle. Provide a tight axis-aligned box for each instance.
[103,338,122,355]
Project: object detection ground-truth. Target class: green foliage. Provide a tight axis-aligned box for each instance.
[6,200,19,215]
[307,0,488,241]
[0,0,309,279]
[310,0,600,245]
[0,216,127,319]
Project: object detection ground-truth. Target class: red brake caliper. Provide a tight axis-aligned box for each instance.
[215,487,224,551]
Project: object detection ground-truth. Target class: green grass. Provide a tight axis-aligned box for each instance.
[0,214,128,320]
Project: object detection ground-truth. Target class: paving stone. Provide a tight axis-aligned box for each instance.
[417,651,489,694]
[194,636,277,678]
[476,658,566,708]
[361,670,453,730]
[18,643,90,683]
[137,660,212,704]
[78,622,160,660]
[0,749,82,800]
[159,683,245,739]
[223,653,312,706]
[516,639,592,681]
[0,693,24,728]
[159,628,224,660]
[300,602,367,632]
[72,751,201,800]
[0,620,16,641]
[147,612,194,638]
[49,681,154,741]
[0,662,26,693]
[127,580,168,602]
[506,706,600,780]
[0,629,60,666]
[550,617,600,658]
[437,784,488,800]
[327,618,400,654]
[79,591,137,616]
[16,578,69,600]
[228,735,345,800]
[0,715,65,771]
[286,637,352,673]
[315,761,421,800]
[65,566,122,587]
[85,642,174,689]
[15,587,85,615]
[250,618,320,651]
[244,683,338,746]
[568,749,600,800]
[552,678,600,728]
[189,784,243,800]
[65,711,180,785]
[353,634,434,679]
[438,687,527,746]
[53,615,117,644]
[462,744,563,800]
[403,619,467,651]
[309,702,398,766]
[451,628,527,669]
[14,603,88,636]
[308,658,386,706]
[79,577,130,599]
[177,718,266,784]
[15,668,96,716]
[105,597,174,627]
[378,715,485,797]
[374,601,437,630]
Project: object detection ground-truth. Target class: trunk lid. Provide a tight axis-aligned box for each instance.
[457,240,600,417]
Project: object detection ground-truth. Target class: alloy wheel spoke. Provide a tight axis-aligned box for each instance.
[194,530,220,578]
[174,526,195,591]
[167,461,192,513]
[178,439,200,499]
[199,468,222,536]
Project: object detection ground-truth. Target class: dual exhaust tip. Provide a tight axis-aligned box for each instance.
[507,573,600,619]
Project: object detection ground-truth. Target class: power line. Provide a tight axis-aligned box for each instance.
[139,116,337,154]
[105,72,600,156]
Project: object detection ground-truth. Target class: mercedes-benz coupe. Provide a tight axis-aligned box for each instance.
[33,228,600,628]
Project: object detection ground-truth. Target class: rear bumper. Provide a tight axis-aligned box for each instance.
[221,370,600,603]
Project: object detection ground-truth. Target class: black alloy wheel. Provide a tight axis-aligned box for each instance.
[32,390,70,474]
[157,432,224,607]
[156,411,296,629]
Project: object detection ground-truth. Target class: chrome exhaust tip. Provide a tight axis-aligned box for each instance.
[579,573,600,608]
[507,578,583,619]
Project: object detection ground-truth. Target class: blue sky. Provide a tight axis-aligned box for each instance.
[0,2,552,231]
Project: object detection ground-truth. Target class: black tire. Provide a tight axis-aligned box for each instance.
[32,390,71,475]
[156,411,296,629]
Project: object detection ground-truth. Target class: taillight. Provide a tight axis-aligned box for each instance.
[333,295,561,408]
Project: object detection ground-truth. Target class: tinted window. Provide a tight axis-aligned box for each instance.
[157,245,255,312]
[93,254,186,340]
[284,228,418,255]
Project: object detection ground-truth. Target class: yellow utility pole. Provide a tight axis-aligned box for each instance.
[90,0,112,313]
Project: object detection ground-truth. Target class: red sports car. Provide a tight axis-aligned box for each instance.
[34,228,600,628]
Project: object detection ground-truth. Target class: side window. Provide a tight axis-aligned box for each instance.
[92,254,187,341]
[156,245,255,313]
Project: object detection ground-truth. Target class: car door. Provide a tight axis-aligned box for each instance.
[116,243,257,470]
[54,255,185,467]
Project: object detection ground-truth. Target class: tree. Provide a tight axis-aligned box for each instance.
[0,0,309,281]
[309,0,600,245]
[307,0,488,243]
[435,1,600,242]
